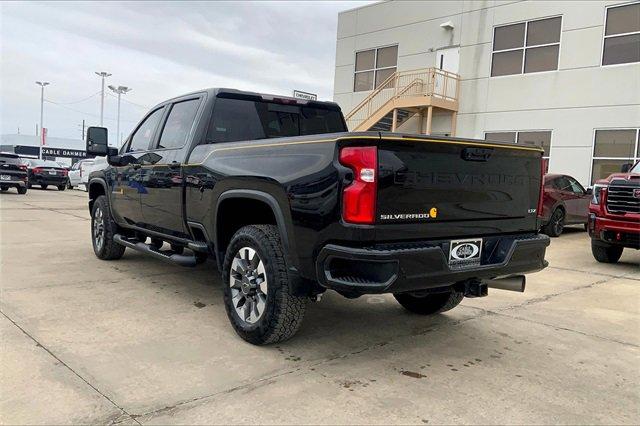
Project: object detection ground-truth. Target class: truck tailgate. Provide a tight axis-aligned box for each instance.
[376,134,543,228]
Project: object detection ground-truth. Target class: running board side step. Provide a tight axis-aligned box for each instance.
[113,234,197,267]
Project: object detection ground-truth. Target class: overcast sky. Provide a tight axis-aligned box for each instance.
[0,1,370,143]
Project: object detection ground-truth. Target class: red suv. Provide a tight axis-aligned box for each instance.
[540,174,591,237]
[588,162,640,263]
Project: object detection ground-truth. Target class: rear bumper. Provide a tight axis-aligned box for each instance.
[316,233,550,295]
[30,175,67,185]
[0,180,26,188]
[589,214,640,248]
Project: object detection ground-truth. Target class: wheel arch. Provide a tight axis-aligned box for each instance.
[88,178,108,213]
[214,190,298,273]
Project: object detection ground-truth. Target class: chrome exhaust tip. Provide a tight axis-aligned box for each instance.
[484,275,526,293]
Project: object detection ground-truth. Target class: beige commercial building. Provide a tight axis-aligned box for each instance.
[333,0,640,185]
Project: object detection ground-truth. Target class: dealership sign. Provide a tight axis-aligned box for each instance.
[41,147,89,158]
[293,90,317,101]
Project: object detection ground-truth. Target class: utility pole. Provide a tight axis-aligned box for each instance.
[108,85,132,146]
[35,81,50,159]
[78,119,86,140]
[95,71,112,126]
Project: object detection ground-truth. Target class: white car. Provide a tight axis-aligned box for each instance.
[83,157,108,181]
[67,159,95,190]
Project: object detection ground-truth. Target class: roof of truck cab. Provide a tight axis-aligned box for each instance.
[154,88,341,110]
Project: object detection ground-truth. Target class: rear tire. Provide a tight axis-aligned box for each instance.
[57,185,66,191]
[591,240,623,263]
[394,291,464,315]
[41,184,48,190]
[222,225,306,345]
[542,208,564,237]
[91,195,126,260]
[0,186,8,192]
[17,187,27,195]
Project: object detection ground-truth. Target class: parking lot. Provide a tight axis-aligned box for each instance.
[1,188,638,425]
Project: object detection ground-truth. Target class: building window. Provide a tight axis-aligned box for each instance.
[602,2,640,66]
[485,130,552,158]
[491,17,562,77]
[354,45,398,92]
[591,128,640,183]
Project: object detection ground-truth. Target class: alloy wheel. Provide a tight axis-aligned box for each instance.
[553,210,564,235]
[93,206,105,251]
[229,247,268,324]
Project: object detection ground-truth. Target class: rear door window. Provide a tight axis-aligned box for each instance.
[206,97,346,143]
[156,99,201,149]
[128,107,165,152]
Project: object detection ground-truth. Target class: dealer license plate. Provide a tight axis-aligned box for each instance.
[448,238,482,269]
[0,175,10,180]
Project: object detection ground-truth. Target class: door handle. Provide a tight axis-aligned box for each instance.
[168,161,181,170]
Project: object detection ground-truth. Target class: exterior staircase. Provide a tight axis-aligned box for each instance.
[344,67,460,134]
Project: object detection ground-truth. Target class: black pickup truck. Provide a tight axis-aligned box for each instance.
[85,88,549,345]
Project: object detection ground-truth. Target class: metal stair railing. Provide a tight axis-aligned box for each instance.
[345,67,459,130]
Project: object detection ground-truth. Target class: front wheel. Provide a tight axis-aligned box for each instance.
[542,208,564,237]
[57,185,66,191]
[41,184,48,190]
[17,186,27,195]
[591,240,623,263]
[222,225,306,345]
[394,291,464,315]
[91,195,125,260]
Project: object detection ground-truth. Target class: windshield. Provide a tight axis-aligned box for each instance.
[29,160,61,167]
[0,154,21,165]
[207,97,347,143]
[631,161,640,173]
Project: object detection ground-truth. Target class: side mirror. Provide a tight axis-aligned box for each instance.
[86,127,109,156]
[585,187,593,195]
[621,163,632,173]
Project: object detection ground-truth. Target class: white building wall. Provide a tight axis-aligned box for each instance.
[333,0,640,186]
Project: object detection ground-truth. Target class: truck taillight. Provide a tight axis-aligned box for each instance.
[537,156,544,218]
[339,146,377,224]
[32,167,43,174]
[19,165,27,171]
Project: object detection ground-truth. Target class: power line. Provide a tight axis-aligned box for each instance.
[106,91,150,109]
[45,91,101,105]
[43,99,139,124]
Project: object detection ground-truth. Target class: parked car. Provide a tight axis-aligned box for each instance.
[26,159,69,190]
[539,174,591,237]
[84,88,549,345]
[588,161,640,263]
[68,159,95,189]
[0,152,28,194]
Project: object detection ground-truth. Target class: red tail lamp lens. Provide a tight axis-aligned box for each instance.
[339,146,377,224]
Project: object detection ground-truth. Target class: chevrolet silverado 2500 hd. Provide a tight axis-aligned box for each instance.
[85,88,549,345]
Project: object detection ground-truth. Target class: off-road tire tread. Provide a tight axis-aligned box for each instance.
[92,195,125,260]
[591,240,623,263]
[394,291,464,315]
[223,225,306,345]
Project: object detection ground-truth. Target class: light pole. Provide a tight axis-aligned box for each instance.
[35,81,50,159]
[95,71,112,126]
[108,85,132,147]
